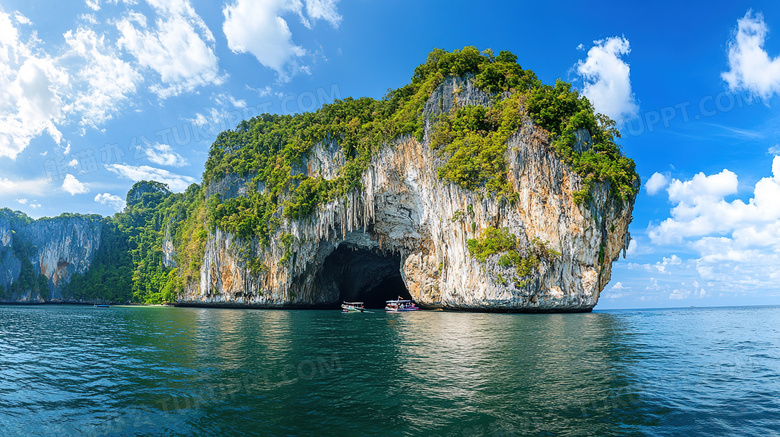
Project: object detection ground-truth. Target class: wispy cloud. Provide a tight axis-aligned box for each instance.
[701,122,765,139]
[0,0,234,159]
[142,143,189,167]
[0,177,52,197]
[63,26,142,128]
[105,164,196,192]
[117,0,225,98]
[94,192,126,212]
[0,9,67,159]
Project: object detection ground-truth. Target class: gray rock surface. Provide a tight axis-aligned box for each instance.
[0,216,102,302]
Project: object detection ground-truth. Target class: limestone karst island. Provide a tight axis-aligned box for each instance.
[6,2,780,435]
[0,47,639,312]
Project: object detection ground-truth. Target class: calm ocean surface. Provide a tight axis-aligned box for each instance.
[0,305,779,436]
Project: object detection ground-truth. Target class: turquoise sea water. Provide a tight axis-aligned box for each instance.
[0,305,779,436]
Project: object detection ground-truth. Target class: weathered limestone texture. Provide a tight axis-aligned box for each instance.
[180,76,634,312]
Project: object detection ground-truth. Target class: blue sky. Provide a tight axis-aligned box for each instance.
[1,0,780,309]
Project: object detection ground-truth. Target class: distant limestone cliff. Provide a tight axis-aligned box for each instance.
[0,211,102,303]
[0,47,639,311]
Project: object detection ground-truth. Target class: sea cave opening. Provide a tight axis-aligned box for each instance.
[320,244,411,309]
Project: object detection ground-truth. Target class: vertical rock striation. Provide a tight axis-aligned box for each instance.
[0,214,102,303]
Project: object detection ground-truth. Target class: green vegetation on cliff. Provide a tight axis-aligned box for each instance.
[525,80,637,203]
[61,185,176,304]
[431,95,522,196]
[467,226,561,288]
[69,182,207,304]
[205,46,639,245]
[0,208,33,228]
[111,182,205,304]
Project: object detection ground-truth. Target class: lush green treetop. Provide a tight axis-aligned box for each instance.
[126,181,173,208]
[0,208,33,227]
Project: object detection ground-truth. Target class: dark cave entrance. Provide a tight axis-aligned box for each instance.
[320,245,411,309]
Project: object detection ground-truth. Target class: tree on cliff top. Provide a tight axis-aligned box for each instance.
[126,181,172,208]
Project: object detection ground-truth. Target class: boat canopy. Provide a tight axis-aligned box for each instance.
[342,301,364,305]
[386,300,412,303]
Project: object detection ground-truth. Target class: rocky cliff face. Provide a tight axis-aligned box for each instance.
[180,76,635,312]
[0,215,102,303]
[0,218,22,293]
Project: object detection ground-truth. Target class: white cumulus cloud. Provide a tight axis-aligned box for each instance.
[722,10,780,100]
[653,255,682,274]
[94,192,126,212]
[575,36,639,123]
[15,197,41,208]
[649,169,741,243]
[648,156,780,294]
[105,163,196,192]
[62,174,88,195]
[222,0,340,81]
[0,0,341,159]
[645,172,670,196]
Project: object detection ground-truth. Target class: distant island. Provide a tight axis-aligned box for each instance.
[0,47,639,312]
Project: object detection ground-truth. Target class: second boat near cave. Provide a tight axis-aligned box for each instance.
[385,299,419,312]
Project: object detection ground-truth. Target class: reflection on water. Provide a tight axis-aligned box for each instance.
[0,305,779,436]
